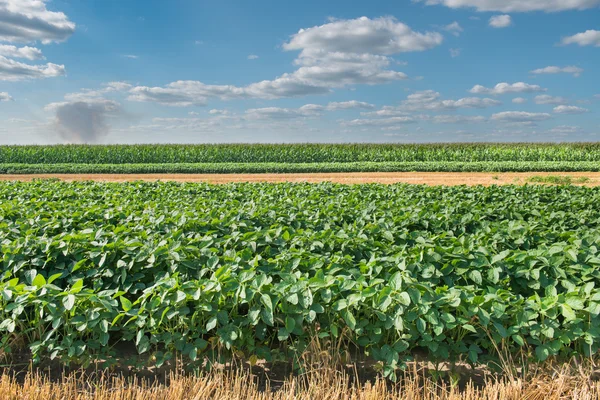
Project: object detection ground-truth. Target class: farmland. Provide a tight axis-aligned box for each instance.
[2,143,600,173]
[2,180,600,383]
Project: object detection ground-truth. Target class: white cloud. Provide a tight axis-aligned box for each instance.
[561,30,600,47]
[0,44,44,60]
[288,50,408,87]
[512,97,527,104]
[0,91,13,101]
[534,95,567,105]
[489,15,512,28]
[449,48,461,57]
[128,81,249,106]
[325,100,375,110]
[283,16,443,55]
[431,115,486,124]
[129,17,436,106]
[63,81,132,102]
[123,54,139,59]
[361,91,500,118]
[470,82,546,95]
[341,116,417,127]
[399,90,501,111]
[415,0,600,12]
[189,111,200,116]
[0,55,64,81]
[0,0,76,43]
[553,105,589,114]
[530,65,583,77]
[443,21,463,36]
[45,98,126,143]
[245,107,321,120]
[247,54,259,60]
[491,111,552,122]
[195,40,204,45]
[548,125,582,134]
[209,109,230,115]
[244,100,376,120]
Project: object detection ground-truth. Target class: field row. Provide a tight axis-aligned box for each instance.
[3,143,600,164]
[1,181,600,379]
[3,161,600,174]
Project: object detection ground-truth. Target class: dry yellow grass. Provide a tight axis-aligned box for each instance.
[1,362,599,400]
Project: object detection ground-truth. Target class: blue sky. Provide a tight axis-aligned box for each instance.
[0,0,599,144]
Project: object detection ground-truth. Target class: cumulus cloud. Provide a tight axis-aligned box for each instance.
[443,21,463,36]
[489,15,512,28]
[244,100,376,120]
[209,109,230,115]
[341,116,417,127]
[325,100,375,110]
[548,125,582,134]
[491,111,552,122]
[560,30,600,47]
[0,55,64,81]
[129,17,439,106]
[45,99,126,143]
[0,0,76,43]
[431,115,486,124]
[367,90,502,114]
[512,97,527,104]
[0,91,13,101]
[247,54,259,60]
[283,16,443,54]
[415,0,600,12]
[530,65,583,77]
[63,81,133,102]
[534,95,567,105]
[470,82,546,95]
[553,105,589,114]
[0,44,44,60]
[245,107,320,120]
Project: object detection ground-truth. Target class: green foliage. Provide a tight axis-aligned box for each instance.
[1,161,600,174]
[1,181,600,378]
[527,175,591,185]
[2,143,600,164]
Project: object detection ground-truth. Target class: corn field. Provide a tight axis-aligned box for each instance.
[2,143,600,164]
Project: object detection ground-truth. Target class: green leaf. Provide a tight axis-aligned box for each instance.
[119,296,132,312]
[70,279,84,294]
[535,345,550,361]
[561,304,577,321]
[469,270,482,285]
[63,294,75,311]
[342,309,356,330]
[206,316,218,332]
[32,274,46,288]
[285,316,296,333]
[512,335,525,346]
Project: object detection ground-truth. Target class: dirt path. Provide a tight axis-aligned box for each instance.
[1,172,600,186]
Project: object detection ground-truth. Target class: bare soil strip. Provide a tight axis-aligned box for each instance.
[1,172,600,186]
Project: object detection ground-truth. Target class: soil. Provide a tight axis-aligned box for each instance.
[0,172,599,186]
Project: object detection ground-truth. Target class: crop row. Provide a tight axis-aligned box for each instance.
[1,181,600,379]
[3,143,600,164]
[2,161,600,174]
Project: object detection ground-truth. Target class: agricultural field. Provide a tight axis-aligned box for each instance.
[2,180,600,390]
[2,143,600,174]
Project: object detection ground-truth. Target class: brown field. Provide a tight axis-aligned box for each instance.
[1,171,600,185]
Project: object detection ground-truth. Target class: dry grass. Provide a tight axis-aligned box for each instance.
[1,360,599,400]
